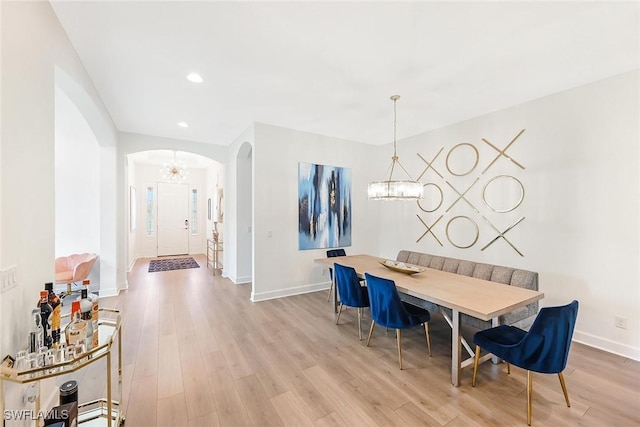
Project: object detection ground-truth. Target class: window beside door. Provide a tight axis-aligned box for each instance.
[190,188,198,235]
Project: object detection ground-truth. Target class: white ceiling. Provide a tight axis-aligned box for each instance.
[50,1,639,146]
[128,150,216,168]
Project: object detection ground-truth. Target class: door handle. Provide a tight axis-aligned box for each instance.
[184,219,189,230]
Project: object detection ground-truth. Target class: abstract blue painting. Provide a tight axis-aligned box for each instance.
[298,162,352,250]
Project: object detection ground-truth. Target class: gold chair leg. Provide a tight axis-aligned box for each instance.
[472,345,481,387]
[558,372,570,407]
[366,320,375,346]
[527,370,533,426]
[507,362,511,374]
[423,323,432,357]
[357,308,362,341]
[396,329,403,370]
[327,280,333,302]
[335,303,343,325]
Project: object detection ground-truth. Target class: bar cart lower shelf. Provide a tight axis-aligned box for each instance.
[77,399,124,426]
[0,308,125,427]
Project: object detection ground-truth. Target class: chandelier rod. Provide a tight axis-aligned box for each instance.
[386,95,415,181]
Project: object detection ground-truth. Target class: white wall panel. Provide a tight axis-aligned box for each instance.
[251,124,382,300]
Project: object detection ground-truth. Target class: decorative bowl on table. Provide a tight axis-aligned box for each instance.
[378,259,426,275]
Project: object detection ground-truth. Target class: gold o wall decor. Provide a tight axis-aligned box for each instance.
[446,215,480,249]
[482,175,524,213]
[417,183,443,213]
[445,143,479,176]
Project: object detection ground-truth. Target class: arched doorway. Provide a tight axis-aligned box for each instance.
[125,150,222,268]
[54,87,101,290]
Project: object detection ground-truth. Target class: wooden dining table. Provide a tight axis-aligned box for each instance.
[314,254,544,386]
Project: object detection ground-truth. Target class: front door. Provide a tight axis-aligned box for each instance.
[157,182,189,256]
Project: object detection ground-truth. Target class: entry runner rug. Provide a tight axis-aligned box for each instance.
[148,257,200,272]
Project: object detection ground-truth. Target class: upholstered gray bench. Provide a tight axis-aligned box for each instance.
[396,250,539,330]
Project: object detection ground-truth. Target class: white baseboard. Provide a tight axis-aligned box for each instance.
[234,275,252,285]
[98,284,120,298]
[573,329,640,361]
[224,271,252,285]
[251,281,330,302]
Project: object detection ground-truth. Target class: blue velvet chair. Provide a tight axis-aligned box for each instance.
[364,273,431,369]
[472,300,579,425]
[326,249,346,302]
[333,263,370,340]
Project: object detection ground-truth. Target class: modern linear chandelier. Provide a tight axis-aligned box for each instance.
[368,95,423,200]
[161,151,188,182]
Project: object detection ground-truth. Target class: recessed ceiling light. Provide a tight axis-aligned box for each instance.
[177,121,189,128]
[186,73,203,83]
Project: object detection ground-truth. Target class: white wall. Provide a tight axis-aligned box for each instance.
[55,88,102,287]
[0,1,117,357]
[250,123,381,301]
[377,71,640,360]
[126,157,137,269]
[98,142,118,297]
[205,163,221,242]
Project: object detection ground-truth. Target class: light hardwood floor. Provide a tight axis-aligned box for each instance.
[94,254,639,426]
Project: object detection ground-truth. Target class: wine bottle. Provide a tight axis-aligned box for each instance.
[45,282,61,347]
[38,290,53,348]
[83,279,99,348]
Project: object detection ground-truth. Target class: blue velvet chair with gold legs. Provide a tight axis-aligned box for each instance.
[326,248,346,302]
[364,273,431,370]
[472,300,579,425]
[333,263,369,340]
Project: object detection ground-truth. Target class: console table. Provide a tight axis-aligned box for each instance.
[207,238,223,274]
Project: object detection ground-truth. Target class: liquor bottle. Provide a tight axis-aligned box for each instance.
[83,279,99,348]
[45,282,61,347]
[64,300,87,348]
[28,310,44,354]
[79,289,92,320]
[38,290,53,348]
[79,289,94,350]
